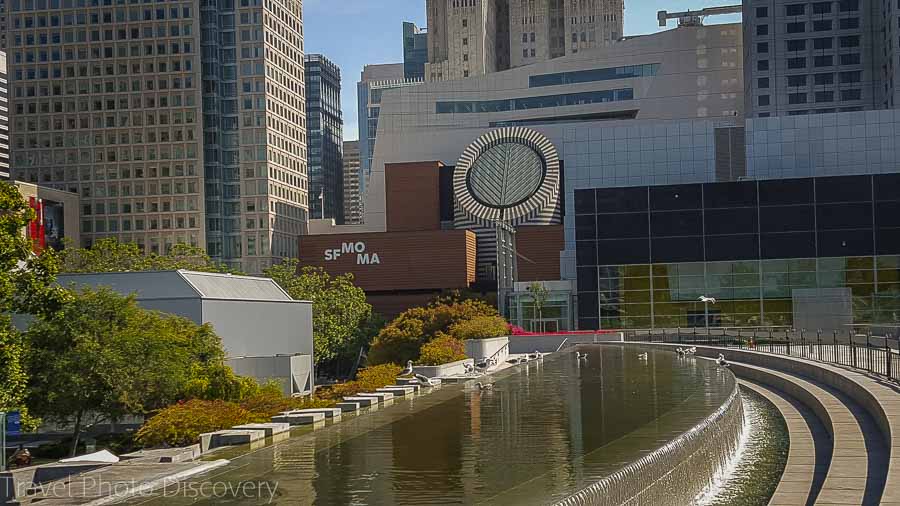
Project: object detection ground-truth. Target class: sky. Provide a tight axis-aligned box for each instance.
[303,0,743,142]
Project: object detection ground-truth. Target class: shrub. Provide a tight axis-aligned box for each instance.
[316,364,402,401]
[418,333,467,365]
[368,299,499,364]
[135,400,255,448]
[449,315,508,340]
[236,382,299,419]
[183,363,262,403]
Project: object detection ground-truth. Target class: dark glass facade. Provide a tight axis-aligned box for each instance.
[305,54,344,223]
[574,174,900,329]
[402,22,427,81]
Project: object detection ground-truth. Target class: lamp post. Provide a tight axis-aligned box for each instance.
[699,295,717,329]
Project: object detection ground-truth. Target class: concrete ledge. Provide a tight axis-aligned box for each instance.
[120,445,200,464]
[412,359,472,378]
[377,386,414,396]
[342,396,376,406]
[270,412,326,425]
[199,429,264,452]
[465,336,509,363]
[355,392,394,402]
[283,408,342,419]
[232,423,291,437]
[336,401,361,412]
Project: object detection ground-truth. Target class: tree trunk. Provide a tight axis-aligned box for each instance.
[70,410,83,457]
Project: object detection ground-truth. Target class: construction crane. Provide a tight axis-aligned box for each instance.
[657,5,742,27]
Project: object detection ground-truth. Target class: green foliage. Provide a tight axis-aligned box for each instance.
[526,282,551,332]
[265,260,373,366]
[368,298,500,365]
[0,182,71,430]
[316,364,402,401]
[417,333,467,366]
[134,400,256,448]
[183,363,262,403]
[449,315,509,340]
[236,384,336,418]
[59,237,239,274]
[25,287,232,452]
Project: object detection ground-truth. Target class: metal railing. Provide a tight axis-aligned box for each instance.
[622,327,900,383]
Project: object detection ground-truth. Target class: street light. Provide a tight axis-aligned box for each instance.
[698,295,717,329]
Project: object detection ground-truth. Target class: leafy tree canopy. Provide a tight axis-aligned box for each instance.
[265,260,373,367]
[59,237,239,274]
[0,182,70,429]
[25,287,232,454]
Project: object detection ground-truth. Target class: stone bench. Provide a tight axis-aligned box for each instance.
[200,429,264,453]
[342,396,376,407]
[355,392,394,402]
[270,412,326,426]
[232,423,291,437]
[283,407,342,419]
[377,386,415,397]
[336,401,361,412]
[120,445,201,463]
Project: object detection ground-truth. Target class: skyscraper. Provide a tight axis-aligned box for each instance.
[743,0,876,116]
[425,0,623,82]
[305,54,343,223]
[7,0,307,274]
[403,22,428,81]
[342,140,361,225]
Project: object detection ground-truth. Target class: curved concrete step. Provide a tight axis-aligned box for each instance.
[724,359,887,505]
[738,378,830,506]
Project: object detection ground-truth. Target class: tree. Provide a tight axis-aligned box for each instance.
[367,298,501,365]
[264,260,373,371]
[25,287,231,455]
[526,282,550,333]
[59,237,239,274]
[0,182,71,430]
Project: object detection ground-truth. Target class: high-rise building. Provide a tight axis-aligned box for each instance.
[305,54,343,223]
[6,0,307,274]
[403,22,428,80]
[342,140,361,225]
[425,0,623,82]
[357,64,422,197]
[0,51,9,180]
[874,0,900,109]
[743,0,877,116]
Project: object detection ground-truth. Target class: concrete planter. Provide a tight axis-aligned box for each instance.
[465,336,510,364]
[412,358,473,378]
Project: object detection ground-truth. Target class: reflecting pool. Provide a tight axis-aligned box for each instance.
[131,345,744,505]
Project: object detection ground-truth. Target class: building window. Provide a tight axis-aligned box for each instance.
[815,73,835,85]
[786,39,807,51]
[786,4,806,16]
[463,53,468,61]
[787,57,807,69]
[841,88,862,100]
[758,42,769,53]
[813,37,833,49]
[813,20,833,31]
[756,6,768,17]
[815,90,834,102]
[787,74,808,86]
[787,22,806,33]
[522,33,527,42]
[839,17,859,29]
[462,18,467,27]
[839,0,859,12]
[814,55,834,67]
[840,35,860,47]
[758,77,770,88]
[840,53,861,65]
[463,37,468,45]
[523,48,528,58]
[758,60,770,71]
[813,2,832,14]
[759,95,771,106]
[839,71,862,83]
[757,24,769,36]
[789,92,808,104]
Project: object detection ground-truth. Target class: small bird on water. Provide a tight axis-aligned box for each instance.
[576,352,588,360]
[676,347,686,355]
[415,373,436,386]
[637,352,648,360]
[474,382,493,390]
[716,353,729,368]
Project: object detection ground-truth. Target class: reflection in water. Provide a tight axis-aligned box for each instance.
[131,346,744,505]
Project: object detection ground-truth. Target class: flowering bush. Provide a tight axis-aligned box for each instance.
[316,364,402,400]
[135,400,255,448]
[417,333,467,366]
[449,316,508,340]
